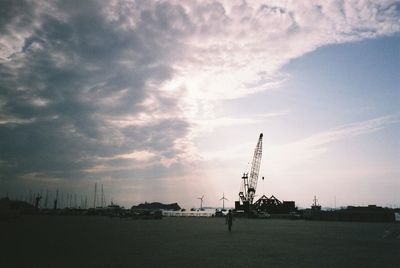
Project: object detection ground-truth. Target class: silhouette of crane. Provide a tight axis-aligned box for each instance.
[239,133,263,205]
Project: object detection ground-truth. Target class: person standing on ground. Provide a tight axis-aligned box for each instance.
[226,210,234,232]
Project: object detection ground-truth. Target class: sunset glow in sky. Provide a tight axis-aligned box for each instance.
[1,0,399,208]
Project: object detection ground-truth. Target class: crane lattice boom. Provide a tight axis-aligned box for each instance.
[238,133,263,205]
[248,133,263,203]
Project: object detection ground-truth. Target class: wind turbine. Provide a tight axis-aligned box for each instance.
[197,195,204,210]
[220,193,228,210]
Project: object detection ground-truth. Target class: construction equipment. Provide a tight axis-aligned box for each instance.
[253,195,296,214]
[236,133,263,213]
[234,133,297,216]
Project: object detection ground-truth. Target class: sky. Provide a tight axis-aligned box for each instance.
[0,0,399,209]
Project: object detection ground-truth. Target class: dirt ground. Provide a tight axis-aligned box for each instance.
[1,216,399,268]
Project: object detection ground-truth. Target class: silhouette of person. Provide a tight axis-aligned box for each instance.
[226,210,233,232]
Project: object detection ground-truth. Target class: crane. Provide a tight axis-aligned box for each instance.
[238,133,263,205]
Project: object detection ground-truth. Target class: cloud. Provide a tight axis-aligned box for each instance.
[200,115,399,165]
[0,0,399,204]
[267,115,400,170]
[165,0,400,104]
[0,0,192,188]
[194,109,290,135]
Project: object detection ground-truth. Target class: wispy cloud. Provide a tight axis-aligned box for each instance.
[296,115,399,147]
[194,109,290,134]
[201,115,399,164]
[267,115,400,169]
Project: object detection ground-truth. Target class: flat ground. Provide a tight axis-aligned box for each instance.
[1,216,399,268]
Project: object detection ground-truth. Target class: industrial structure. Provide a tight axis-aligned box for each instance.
[235,133,296,217]
[220,193,228,210]
[197,195,205,211]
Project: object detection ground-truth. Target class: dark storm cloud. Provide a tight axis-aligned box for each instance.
[0,0,192,188]
[0,0,35,34]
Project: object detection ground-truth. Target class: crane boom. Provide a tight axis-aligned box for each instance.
[247,133,263,204]
[238,133,263,205]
